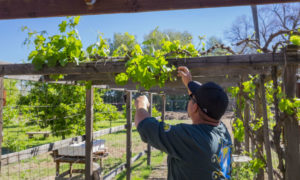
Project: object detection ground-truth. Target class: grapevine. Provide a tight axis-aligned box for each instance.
[24,17,203,90]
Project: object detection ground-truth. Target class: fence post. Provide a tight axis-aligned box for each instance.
[283,48,300,179]
[162,94,166,122]
[254,81,264,180]
[260,75,273,180]
[85,86,94,180]
[126,91,132,180]
[271,66,285,176]
[0,76,3,172]
[243,100,250,153]
[147,93,152,166]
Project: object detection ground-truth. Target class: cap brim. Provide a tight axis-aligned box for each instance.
[188,81,202,95]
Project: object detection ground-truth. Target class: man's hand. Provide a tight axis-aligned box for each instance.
[177,66,192,94]
[134,95,150,127]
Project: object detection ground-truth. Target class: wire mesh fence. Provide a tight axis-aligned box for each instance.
[1,78,188,180]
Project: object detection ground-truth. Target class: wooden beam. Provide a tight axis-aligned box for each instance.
[47,74,241,83]
[85,86,94,180]
[5,75,41,81]
[43,75,239,93]
[0,53,298,76]
[0,0,297,20]
[92,77,238,93]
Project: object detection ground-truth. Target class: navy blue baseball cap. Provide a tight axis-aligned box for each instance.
[188,81,228,120]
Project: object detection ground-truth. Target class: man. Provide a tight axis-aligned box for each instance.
[135,66,232,180]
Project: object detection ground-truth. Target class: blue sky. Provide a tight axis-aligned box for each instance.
[0,6,254,63]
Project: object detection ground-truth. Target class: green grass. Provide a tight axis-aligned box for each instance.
[2,118,127,153]
[115,151,167,180]
[1,119,189,179]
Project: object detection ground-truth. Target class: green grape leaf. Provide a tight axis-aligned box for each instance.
[59,21,67,33]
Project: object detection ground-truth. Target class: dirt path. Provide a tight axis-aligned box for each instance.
[147,155,168,180]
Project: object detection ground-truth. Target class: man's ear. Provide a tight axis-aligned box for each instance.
[192,103,198,113]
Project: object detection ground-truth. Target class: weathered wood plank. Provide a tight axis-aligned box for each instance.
[5,75,41,81]
[93,79,237,94]
[0,0,296,20]
[1,124,128,166]
[49,74,241,83]
[0,53,298,76]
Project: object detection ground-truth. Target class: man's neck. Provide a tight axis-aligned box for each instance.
[191,113,220,126]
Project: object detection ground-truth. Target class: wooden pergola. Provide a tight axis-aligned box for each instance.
[1,53,298,93]
[0,0,299,180]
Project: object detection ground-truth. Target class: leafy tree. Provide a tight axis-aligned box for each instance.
[3,79,20,126]
[18,82,120,139]
[109,32,138,56]
[143,28,193,54]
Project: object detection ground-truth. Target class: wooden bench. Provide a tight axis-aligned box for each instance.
[26,131,50,139]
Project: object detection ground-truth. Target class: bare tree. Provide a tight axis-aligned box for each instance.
[226,3,300,54]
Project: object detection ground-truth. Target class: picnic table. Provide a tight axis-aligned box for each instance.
[51,140,108,180]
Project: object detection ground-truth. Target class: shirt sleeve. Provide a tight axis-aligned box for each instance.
[137,117,186,159]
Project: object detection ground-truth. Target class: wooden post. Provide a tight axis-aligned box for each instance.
[234,80,243,154]
[260,75,273,180]
[254,82,265,180]
[85,86,94,180]
[147,93,153,166]
[283,63,300,180]
[56,161,60,176]
[125,91,132,180]
[271,66,285,176]
[161,94,166,122]
[243,100,250,153]
[0,76,3,172]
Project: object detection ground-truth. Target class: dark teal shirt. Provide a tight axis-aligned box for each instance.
[137,117,232,180]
